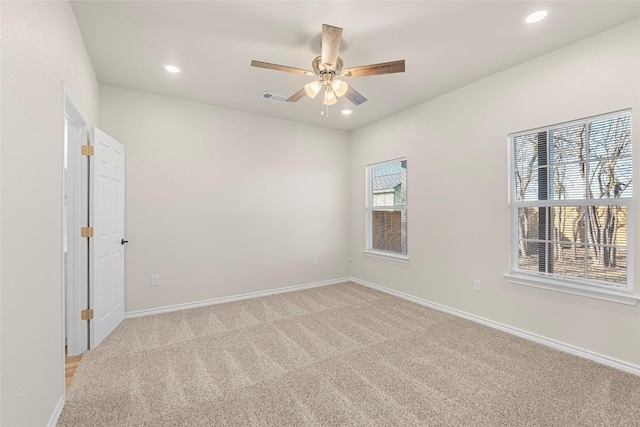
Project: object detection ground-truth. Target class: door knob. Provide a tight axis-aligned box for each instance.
[121,239,129,245]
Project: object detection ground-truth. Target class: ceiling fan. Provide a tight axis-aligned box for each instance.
[251,24,405,115]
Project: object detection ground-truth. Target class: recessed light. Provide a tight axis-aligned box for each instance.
[341,109,352,115]
[525,10,548,24]
[164,65,181,73]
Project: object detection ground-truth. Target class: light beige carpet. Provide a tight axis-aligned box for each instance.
[58,282,640,426]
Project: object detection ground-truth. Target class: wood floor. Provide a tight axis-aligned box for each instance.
[65,348,82,390]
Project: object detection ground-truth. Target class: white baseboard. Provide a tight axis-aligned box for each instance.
[125,277,350,318]
[47,395,65,427]
[350,277,640,377]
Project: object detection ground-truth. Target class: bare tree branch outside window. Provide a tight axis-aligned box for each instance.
[511,111,632,288]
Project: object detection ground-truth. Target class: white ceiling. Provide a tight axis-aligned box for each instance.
[71,1,639,132]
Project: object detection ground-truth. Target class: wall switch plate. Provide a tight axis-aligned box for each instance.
[151,274,160,286]
[473,280,481,291]
[312,258,318,266]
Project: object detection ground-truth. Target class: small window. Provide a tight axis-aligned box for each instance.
[365,159,408,261]
[509,110,633,297]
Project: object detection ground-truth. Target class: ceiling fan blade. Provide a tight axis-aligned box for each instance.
[344,86,367,105]
[251,60,314,76]
[321,24,343,69]
[342,60,405,78]
[286,88,306,102]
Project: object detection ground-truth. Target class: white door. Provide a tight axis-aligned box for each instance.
[90,127,126,348]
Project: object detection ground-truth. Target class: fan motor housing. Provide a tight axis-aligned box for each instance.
[312,56,344,76]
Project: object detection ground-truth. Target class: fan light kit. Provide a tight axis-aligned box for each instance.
[251,24,405,118]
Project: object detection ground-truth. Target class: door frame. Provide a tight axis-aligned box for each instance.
[61,82,89,365]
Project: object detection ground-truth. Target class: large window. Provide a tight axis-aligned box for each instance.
[509,110,634,300]
[365,159,408,261]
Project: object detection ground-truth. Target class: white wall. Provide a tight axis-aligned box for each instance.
[0,1,99,425]
[348,20,640,366]
[99,85,350,313]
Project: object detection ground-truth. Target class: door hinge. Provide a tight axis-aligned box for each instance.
[81,144,94,156]
[81,309,94,321]
[81,226,94,238]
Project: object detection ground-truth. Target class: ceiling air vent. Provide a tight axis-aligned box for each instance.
[260,92,288,103]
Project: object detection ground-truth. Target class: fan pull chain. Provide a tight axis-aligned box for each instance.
[319,87,329,118]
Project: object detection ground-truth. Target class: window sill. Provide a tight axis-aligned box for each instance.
[363,250,410,263]
[504,273,639,306]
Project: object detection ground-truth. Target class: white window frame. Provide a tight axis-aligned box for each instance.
[364,157,409,263]
[505,110,638,305]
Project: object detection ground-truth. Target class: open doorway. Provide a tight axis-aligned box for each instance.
[61,86,127,392]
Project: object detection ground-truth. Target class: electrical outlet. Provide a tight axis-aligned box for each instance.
[473,280,481,291]
[151,274,160,286]
[312,258,318,266]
